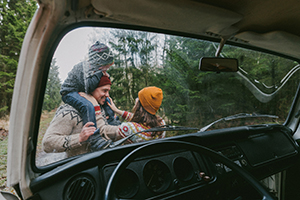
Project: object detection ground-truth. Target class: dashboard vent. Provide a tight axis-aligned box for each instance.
[64,175,95,200]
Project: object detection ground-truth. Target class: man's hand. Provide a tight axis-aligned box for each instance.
[79,122,96,143]
[79,92,98,106]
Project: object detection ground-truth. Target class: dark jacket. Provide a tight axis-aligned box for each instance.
[60,61,103,95]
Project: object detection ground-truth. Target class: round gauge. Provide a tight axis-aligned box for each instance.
[143,160,172,193]
[115,169,139,199]
[173,157,194,182]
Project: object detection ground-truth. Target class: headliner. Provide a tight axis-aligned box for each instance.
[67,0,300,59]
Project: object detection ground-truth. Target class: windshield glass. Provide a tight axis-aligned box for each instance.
[36,27,300,166]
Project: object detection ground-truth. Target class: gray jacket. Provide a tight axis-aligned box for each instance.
[60,60,103,95]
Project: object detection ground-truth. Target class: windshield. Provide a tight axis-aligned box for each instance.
[36,27,300,166]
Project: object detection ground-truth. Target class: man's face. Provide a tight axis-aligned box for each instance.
[92,85,111,105]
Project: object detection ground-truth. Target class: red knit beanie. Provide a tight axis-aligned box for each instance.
[138,86,163,115]
[98,76,112,87]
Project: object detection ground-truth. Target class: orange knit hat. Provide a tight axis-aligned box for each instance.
[138,86,163,115]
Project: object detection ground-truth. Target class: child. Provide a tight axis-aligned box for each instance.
[60,41,118,130]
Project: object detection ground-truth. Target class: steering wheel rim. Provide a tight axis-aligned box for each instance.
[104,140,275,200]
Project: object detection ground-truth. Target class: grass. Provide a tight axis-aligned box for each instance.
[36,110,56,157]
[0,110,56,196]
[0,131,16,195]
[0,137,8,191]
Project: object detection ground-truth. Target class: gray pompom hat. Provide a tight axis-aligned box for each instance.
[88,41,114,67]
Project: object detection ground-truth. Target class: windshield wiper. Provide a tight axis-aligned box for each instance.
[199,113,279,132]
[109,125,199,148]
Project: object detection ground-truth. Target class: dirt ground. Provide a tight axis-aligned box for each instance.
[35,110,66,166]
[0,117,17,196]
[0,110,57,197]
[0,118,9,131]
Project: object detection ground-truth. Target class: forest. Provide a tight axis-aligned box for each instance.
[45,27,300,129]
[1,1,300,129]
[0,0,37,117]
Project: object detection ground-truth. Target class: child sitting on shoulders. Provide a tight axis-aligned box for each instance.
[60,41,119,132]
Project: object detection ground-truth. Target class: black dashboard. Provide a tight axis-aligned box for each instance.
[31,124,299,200]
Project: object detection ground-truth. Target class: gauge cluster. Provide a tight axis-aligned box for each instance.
[101,150,214,199]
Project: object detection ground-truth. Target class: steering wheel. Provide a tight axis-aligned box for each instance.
[104,140,275,200]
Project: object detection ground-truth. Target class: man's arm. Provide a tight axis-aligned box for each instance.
[95,109,122,142]
[42,109,87,153]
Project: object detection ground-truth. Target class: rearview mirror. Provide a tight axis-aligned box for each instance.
[199,57,238,72]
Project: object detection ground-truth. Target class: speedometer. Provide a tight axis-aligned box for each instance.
[143,160,172,193]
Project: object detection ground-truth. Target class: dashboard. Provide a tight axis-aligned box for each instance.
[31,124,299,200]
[102,150,212,199]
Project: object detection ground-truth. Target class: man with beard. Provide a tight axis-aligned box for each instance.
[42,76,121,157]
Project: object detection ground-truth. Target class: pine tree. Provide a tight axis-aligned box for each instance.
[108,29,157,110]
[42,58,62,111]
[0,0,37,117]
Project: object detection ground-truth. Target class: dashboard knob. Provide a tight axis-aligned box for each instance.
[199,172,205,178]
[203,175,211,182]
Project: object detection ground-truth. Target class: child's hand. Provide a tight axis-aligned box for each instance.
[102,71,109,77]
[99,62,113,75]
[79,92,98,106]
[99,64,111,72]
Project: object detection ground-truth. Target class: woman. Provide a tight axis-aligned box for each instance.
[108,86,166,143]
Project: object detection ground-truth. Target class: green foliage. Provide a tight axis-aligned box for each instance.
[1,8,297,127]
[0,0,37,118]
[104,29,299,128]
[108,30,159,111]
[42,59,62,111]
